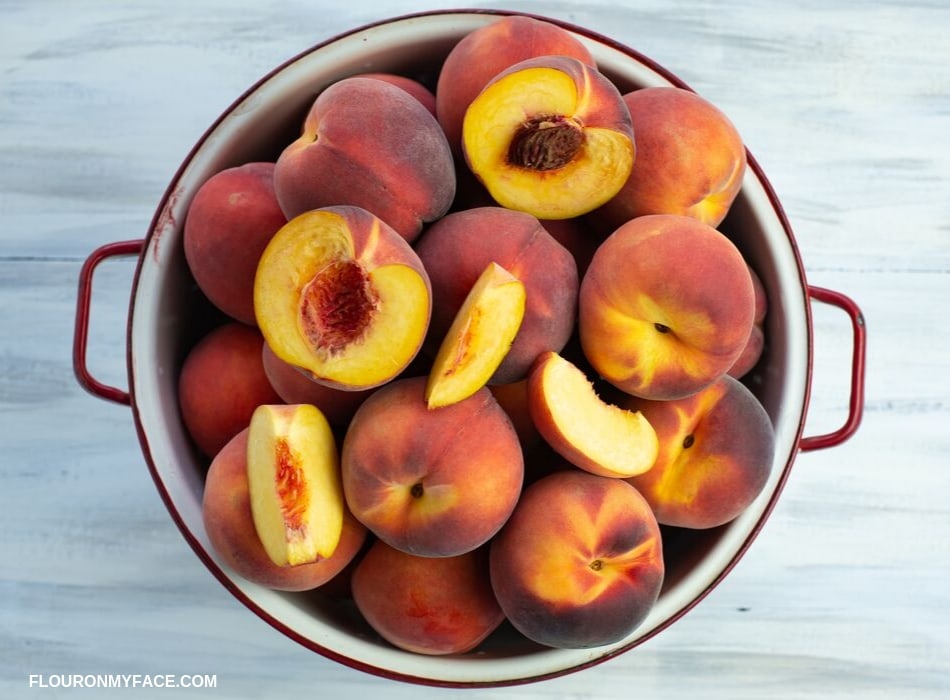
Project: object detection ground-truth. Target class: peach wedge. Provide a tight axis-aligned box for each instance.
[246,403,345,567]
[426,262,526,409]
[527,352,658,478]
[462,55,635,220]
[253,205,431,391]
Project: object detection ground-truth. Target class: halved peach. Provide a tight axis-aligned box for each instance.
[246,403,344,567]
[462,55,634,220]
[425,262,526,409]
[527,351,659,478]
[253,205,431,391]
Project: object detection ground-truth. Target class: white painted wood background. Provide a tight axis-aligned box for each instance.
[2,0,948,697]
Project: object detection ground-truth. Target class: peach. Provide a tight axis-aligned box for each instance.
[341,376,523,558]
[462,55,635,220]
[273,76,455,243]
[489,379,543,454]
[527,351,659,478]
[729,265,768,379]
[489,470,664,649]
[261,342,370,427]
[178,322,282,459]
[579,214,755,400]
[246,404,344,567]
[351,541,504,655]
[622,375,776,529]
[415,206,578,384]
[183,162,287,325]
[253,206,431,392]
[436,15,595,156]
[595,86,747,230]
[425,261,526,409]
[351,72,437,116]
[202,428,367,592]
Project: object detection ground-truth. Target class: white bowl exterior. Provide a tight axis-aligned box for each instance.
[128,11,811,685]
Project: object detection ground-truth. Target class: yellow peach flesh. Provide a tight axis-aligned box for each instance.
[246,404,344,567]
[533,352,658,478]
[254,210,430,389]
[463,66,634,219]
[426,262,526,409]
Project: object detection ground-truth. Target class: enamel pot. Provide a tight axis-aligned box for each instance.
[73,9,866,688]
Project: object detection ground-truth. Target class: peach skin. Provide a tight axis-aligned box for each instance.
[595,86,747,230]
[489,469,664,649]
[341,376,523,558]
[622,375,776,529]
[579,213,755,400]
[351,541,504,655]
[202,428,367,592]
[273,76,455,243]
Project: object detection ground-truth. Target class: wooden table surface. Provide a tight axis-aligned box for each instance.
[3,1,948,698]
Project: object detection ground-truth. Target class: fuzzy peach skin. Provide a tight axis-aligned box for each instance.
[436,15,595,156]
[594,86,747,230]
[729,264,768,379]
[254,205,432,392]
[621,375,776,529]
[351,72,437,116]
[462,55,635,221]
[201,429,368,592]
[579,214,755,401]
[260,342,371,428]
[178,322,282,459]
[414,206,578,384]
[351,541,504,655]
[183,162,287,325]
[489,469,664,649]
[273,76,455,243]
[341,376,524,558]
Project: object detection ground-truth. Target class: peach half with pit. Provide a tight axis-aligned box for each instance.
[341,376,523,558]
[436,15,595,156]
[253,205,431,392]
[202,428,367,592]
[415,206,578,384]
[462,55,635,220]
[425,261,526,409]
[527,351,658,479]
[351,541,504,655]
[579,214,755,401]
[273,76,455,243]
[489,469,664,649]
[183,162,287,325]
[621,375,776,529]
[246,403,345,567]
[595,86,747,230]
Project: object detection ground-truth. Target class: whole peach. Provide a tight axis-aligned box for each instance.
[202,429,368,592]
[489,470,664,649]
[341,376,523,558]
[351,541,504,655]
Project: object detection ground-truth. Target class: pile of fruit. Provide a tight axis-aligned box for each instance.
[181,15,776,655]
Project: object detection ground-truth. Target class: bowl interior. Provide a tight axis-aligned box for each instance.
[128,10,810,686]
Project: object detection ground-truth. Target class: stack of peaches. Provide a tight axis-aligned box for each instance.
[181,16,775,655]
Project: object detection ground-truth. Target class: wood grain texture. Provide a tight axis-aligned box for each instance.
[2,1,948,697]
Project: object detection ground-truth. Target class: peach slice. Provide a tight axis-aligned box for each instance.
[253,205,431,391]
[527,351,659,478]
[246,404,344,567]
[462,55,634,220]
[425,261,526,409]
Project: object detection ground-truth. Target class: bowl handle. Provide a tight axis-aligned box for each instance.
[73,239,145,406]
[798,285,867,451]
